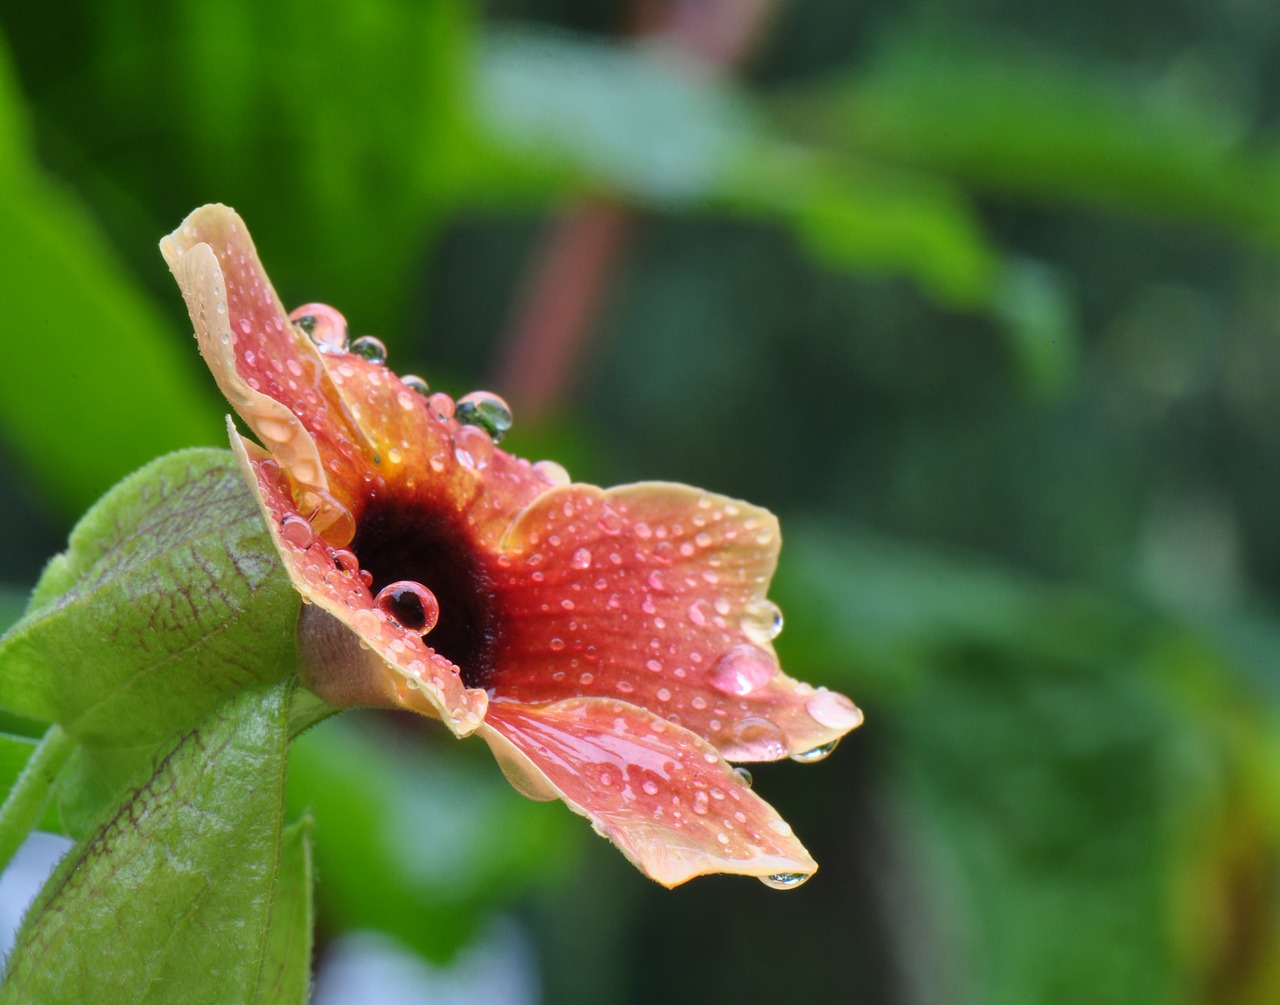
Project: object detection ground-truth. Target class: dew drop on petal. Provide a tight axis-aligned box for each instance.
[806,690,864,731]
[289,303,348,353]
[279,515,314,549]
[456,390,513,443]
[759,872,811,891]
[454,424,494,469]
[740,598,784,644]
[707,644,777,696]
[533,459,571,486]
[572,548,592,570]
[401,374,430,396]
[731,766,753,789]
[350,335,387,364]
[375,581,440,636]
[726,717,788,760]
[358,569,374,588]
[331,548,359,573]
[790,739,840,764]
[428,392,455,420]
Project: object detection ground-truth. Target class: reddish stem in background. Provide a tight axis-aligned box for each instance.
[492,201,631,418]
[490,0,783,420]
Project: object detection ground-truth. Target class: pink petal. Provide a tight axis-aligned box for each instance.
[228,432,488,735]
[161,206,368,543]
[491,483,862,760]
[481,697,817,888]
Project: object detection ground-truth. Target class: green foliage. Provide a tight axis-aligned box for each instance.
[0,449,295,746]
[0,682,306,1005]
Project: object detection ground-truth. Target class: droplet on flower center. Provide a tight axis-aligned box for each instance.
[350,335,387,364]
[289,303,348,354]
[707,644,777,696]
[454,424,494,469]
[375,581,440,636]
[759,872,811,891]
[455,390,513,443]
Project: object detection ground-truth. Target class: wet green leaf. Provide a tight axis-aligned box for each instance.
[0,681,298,1005]
[0,448,297,747]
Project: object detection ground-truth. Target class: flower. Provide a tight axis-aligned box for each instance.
[160,205,863,888]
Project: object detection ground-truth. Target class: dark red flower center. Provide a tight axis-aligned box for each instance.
[351,495,499,690]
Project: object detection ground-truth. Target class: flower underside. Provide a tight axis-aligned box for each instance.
[161,205,863,888]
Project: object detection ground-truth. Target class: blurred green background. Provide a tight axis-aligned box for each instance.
[2,0,1280,1002]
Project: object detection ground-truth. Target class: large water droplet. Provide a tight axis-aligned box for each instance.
[724,717,788,760]
[533,459,571,486]
[350,335,387,364]
[289,303,347,354]
[375,581,440,635]
[790,739,839,764]
[731,766,753,789]
[279,515,314,549]
[740,598,783,644]
[456,390,513,443]
[454,424,494,469]
[402,374,430,396]
[707,644,777,696]
[806,689,863,731]
[759,872,811,891]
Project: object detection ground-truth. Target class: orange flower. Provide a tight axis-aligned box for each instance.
[161,205,862,888]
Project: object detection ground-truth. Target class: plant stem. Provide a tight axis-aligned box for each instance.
[0,726,73,874]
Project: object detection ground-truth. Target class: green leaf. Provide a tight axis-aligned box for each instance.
[0,448,297,747]
[0,36,221,515]
[0,681,298,1005]
[775,29,1280,244]
[251,818,314,1005]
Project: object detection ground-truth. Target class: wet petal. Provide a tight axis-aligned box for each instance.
[481,697,817,888]
[228,430,488,736]
[491,483,862,759]
[315,352,552,550]
[162,205,369,542]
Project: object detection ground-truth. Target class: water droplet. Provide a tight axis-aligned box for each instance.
[279,515,314,549]
[707,644,777,696]
[533,460,571,486]
[331,548,359,573]
[455,390,513,443]
[549,638,566,652]
[350,335,387,363]
[642,780,659,796]
[740,598,783,644]
[790,739,839,764]
[402,374,430,396]
[289,303,348,353]
[358,569,374,588]
[731,766,753,788]
[375,581,440,635]
[454,424,494,469]
[571,548,592,569]
[759,872,811,891]
[725,717,788,760]
[806,690,863,731]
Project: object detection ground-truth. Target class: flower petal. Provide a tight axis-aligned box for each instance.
[315,351,554,550]
[161,205,368,543]
[490,483,862,759]
[227,429,488,735]
[481,697,817,888]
